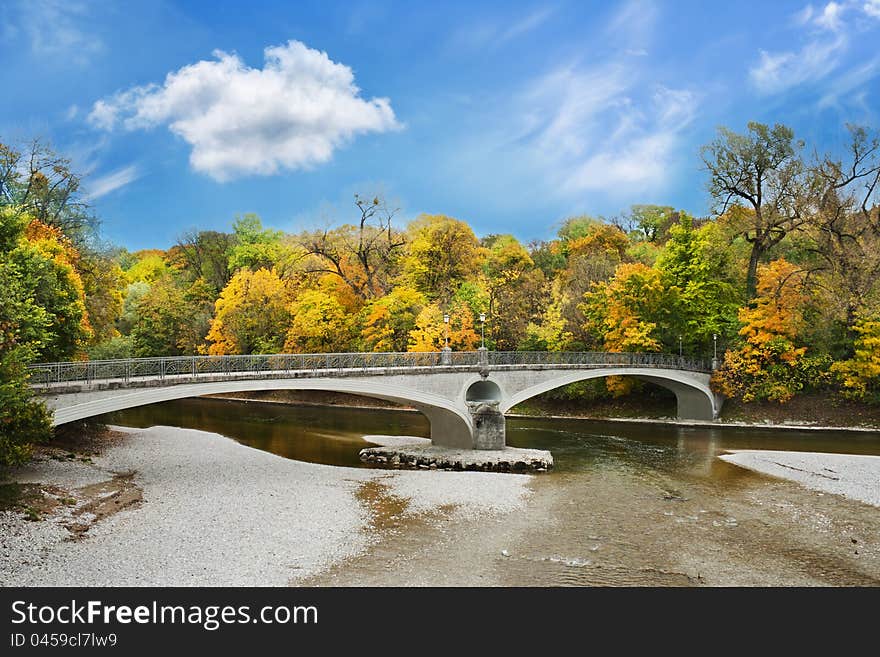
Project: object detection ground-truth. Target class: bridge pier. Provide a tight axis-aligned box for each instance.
[468,401,506,450]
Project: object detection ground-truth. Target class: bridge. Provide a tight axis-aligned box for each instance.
[28,350,723,450]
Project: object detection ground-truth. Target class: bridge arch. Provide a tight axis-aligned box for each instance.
[46,378,476,449]
[497,367,721,421]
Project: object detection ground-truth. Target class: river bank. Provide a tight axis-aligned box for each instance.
[0,425,530,586]
[2,416,879,586]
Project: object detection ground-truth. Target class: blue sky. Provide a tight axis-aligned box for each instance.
[2,0,879,249]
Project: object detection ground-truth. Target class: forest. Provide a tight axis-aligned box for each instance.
[1,121,879,465]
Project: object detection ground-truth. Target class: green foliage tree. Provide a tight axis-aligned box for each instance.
[0,208,54,466]
[701,122,812,298]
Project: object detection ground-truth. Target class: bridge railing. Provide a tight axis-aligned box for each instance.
[26,350,711,387]
[489,351,711,372]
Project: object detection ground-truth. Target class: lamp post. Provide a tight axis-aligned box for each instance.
[440,313,452,365]
[712,333,718,370]
[679,335,683,358]
[479,312,486,349]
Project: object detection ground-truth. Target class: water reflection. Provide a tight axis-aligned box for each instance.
[101,397,429,467]
[102,397,880,475]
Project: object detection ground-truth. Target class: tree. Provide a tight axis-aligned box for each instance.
[0,139,95,244]
[360,287,425,352]
[172,229,235,292]
[301,194,405,301]
[713,259,828,403]
[582,263,666,355]
[625,205,679,243]
[228,214,292,274]
[130,277,214,357]
[80,253,126,345]
[807,124,880,332]
[482,234,544,350]
[656,214,740,355]
[831,317,880,402]
[284,290,352,353]
[403,214,485,304]
[702,122,812,298]
[207,268,293,355]
[6,214,91,361]
[0,208,55,466]
[447,302,480,351]
[408,304,446,352]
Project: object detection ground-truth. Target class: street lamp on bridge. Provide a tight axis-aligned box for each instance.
[443,313,450,349]
[479,312,486,349]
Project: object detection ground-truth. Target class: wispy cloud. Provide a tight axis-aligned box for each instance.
[84,165,140,200]
[88,41,400,182]
[749,1,866,95]
[865,0,880,19]
[7,0,103,65]
[440,0,696,203]
[448,6,555,51]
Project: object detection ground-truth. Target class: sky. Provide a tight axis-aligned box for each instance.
[1,0,879,250]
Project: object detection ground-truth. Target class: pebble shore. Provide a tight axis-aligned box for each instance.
[0,426,531,586]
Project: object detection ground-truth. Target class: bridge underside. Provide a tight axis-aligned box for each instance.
[42,377,476,449]
[40,365,722,451]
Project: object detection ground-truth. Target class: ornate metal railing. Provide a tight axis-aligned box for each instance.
[26,350,712,387]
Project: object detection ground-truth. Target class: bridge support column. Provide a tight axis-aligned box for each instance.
[468,401,506,450]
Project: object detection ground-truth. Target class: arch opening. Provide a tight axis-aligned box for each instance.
[499,368,719,421]
[466,380,502,403]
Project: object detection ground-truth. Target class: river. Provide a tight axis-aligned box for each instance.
[102,396,880,586]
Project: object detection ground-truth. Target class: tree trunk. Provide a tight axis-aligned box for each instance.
[746,243,763,299]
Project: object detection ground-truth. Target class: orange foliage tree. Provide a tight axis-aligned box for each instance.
[713,259,829,402]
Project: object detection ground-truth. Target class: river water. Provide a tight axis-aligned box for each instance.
[103,397,880,586]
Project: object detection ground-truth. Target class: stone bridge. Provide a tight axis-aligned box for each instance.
[29,350,723,450]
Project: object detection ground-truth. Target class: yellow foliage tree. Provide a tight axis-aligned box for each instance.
[206,268,292,355]
[284,289,352,353]
[408,303,445,352]
[447,303,480,351]
[713,259,821,403]
[831,317,880,401]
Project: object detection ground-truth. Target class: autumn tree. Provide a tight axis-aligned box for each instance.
[360,287,425,352]
[301,194,405,301]
[403,214,485,305]
[284,289,352,353]
[702,122,813,298]
[656,214,740,355]
[207,268,293,355]
[0,140,95,243]
[713,259,828,403]
[831,317,880,402]
[481,234,544,350]
[408,304,446,352]
[0,208,56,465]
[807,125,880,333]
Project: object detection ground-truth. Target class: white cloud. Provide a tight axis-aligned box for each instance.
[865,0,880,18]
[84,165,140,200]
[88,41,400,181]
